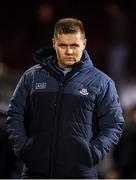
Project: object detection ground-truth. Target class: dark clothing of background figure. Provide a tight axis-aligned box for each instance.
[113,121,136,178]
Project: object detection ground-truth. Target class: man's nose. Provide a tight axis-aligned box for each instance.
[65,46,73,54]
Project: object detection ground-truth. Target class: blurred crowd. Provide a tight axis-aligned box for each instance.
[0,0,136,178]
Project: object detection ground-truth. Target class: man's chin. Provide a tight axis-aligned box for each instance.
[65,63,75,68]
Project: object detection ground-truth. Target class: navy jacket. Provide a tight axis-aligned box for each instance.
[6,48,124,179]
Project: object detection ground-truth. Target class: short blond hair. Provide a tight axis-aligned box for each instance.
[53,18,85,38]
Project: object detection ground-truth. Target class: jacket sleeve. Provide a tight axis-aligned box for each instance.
[6,72,31,158]
[90,79,125,166]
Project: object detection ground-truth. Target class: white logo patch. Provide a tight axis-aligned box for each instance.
[80,88,89,95]
[35,83,47,90]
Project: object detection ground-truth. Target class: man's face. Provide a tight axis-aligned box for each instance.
[52,32,86,69]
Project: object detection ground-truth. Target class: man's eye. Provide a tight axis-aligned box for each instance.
[59,44,67,48]
[71,44,79,48]
[59,44,79,49]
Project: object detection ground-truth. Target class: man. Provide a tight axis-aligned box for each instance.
[6,18,124,179]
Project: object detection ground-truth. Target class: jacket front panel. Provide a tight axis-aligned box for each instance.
[23,65,99,178]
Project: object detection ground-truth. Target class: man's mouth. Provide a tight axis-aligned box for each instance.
[64,57,74,60]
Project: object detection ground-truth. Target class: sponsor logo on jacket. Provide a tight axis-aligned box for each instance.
[35,83,47,90]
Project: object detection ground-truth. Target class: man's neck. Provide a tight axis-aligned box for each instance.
[62,66,72,72]
[57,63,72,72]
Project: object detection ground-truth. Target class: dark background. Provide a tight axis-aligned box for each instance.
[0,0,135,73]
[0,0,136,178]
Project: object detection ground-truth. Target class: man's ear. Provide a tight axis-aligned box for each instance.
[84,39,87,49]
[52,38,55,49]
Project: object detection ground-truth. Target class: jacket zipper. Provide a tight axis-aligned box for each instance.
[49,81,64,178]
[47,64,80,178]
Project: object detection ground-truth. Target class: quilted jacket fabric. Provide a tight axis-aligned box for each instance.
[6,48,124,178]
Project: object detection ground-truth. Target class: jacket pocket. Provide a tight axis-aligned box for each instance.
[20,137,34,158]
[21,132,50,173]
[58,136,93,167]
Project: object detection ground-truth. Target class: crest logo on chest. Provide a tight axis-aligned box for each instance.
[80,88,89,95]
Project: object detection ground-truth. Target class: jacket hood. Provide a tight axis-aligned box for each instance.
[34,47,93,67]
